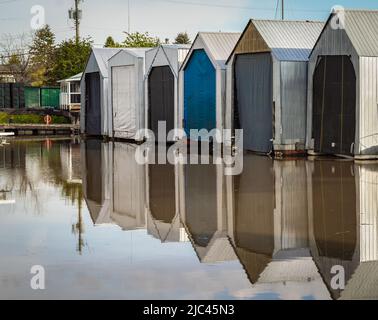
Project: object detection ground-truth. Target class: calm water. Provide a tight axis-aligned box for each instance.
[0,138,377,300]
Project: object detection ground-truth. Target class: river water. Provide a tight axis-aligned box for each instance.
[0,138,377,300]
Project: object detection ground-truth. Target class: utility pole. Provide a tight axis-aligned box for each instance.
[128,0,131,34]
[75,0,80,45]
[69,0,82,45]
[281,0,284,20]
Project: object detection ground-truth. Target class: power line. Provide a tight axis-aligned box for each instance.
[149,0,329,13]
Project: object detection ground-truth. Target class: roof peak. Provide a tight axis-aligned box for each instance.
[199,31,241,35]
[251,18,323,24]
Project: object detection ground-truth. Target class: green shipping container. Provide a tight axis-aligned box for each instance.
[24,87,41,108]
[41,87,60,109]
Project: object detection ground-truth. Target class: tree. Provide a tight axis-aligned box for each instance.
[29,25,56,86]
[174,32,191,45]
[104,36,121,48]
[51,37,92,83]
[122,32,160,48]
[0,33,31,83]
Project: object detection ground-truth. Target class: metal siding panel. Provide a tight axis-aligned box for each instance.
[359,57,378,155]
[344,10,378,57]
[281,61,308,143]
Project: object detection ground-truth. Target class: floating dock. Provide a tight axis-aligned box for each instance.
[0,124,80,136]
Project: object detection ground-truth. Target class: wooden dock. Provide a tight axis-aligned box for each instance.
[0,124,80,136]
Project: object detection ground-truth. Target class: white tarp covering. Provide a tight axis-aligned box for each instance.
[108,48,150,140]
[112,65,137,137]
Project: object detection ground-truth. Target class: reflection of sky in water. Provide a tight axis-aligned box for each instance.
[1,139,378,300]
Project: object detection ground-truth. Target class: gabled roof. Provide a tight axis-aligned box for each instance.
[58,72,83,83]
[313,9,378,57]
[145,44,190,78]
[181,32,241,70]
[92,48,120,78]
[227,19,324,63]
[109,47,152,61]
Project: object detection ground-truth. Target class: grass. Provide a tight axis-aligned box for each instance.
[0,112,70,125]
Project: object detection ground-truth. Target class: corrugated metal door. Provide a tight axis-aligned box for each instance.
[234,53,273,153]
[185,164,217,247]
[148,66,175,139]
[184,49,216,137]
[85,72,101,136]
[313,56,356,155]
[112,65,136,135]
[149,164,175,223]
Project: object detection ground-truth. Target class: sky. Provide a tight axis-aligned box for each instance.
[0,0,377,46]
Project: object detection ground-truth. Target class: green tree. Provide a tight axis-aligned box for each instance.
[104,36,121,48]
[51,37,92,83]
[122,32,160,48]
[29,25,56,86]
[174,32,191,45]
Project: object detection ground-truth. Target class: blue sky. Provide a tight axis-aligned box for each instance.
[0,0,377,45]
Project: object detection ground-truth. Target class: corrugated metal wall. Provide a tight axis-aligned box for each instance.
[359,57,378,155]
[280,61,308,143]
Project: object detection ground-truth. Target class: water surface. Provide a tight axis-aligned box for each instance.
[0,138,377,300]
